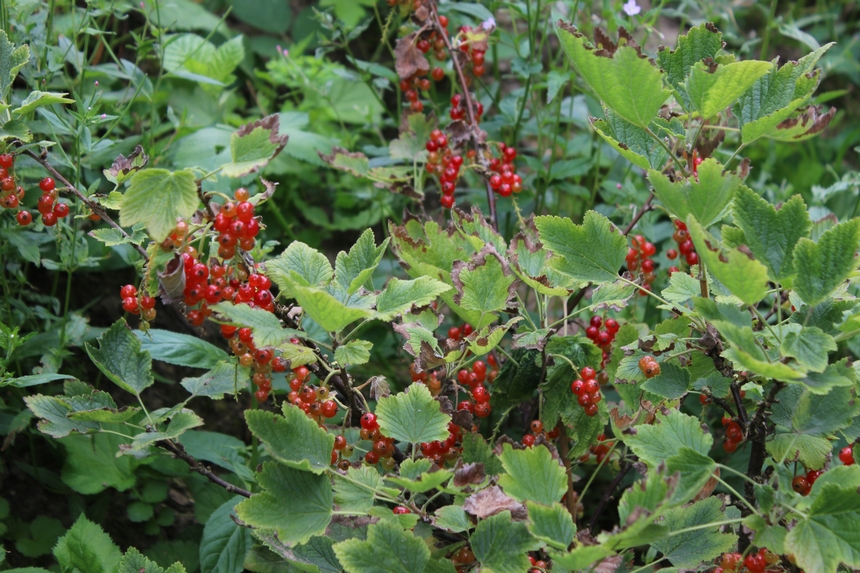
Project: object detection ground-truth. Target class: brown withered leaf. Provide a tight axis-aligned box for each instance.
[463,485,526,519]
[368,376,390,400]
[157,255,186,305]
[395,33,430,79]
[451,408,473,430]
[610,407,635,431]
[105,144,148,184]
[453,461,486,487]
[776,105,835,139]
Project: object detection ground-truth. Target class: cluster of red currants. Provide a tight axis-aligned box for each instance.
[212,188,261,260]
[0,154,30,222]
[666,219,698,271]
[419,421,463,465]
[411,365,443,396]
[457,25,487,78]
[638,355,661,378]
[359,413,397,469]
[791,467,824,496]
[527,555,550,572]
[570,366,603,417]
[585,315,619,369]
[720,416,744,453]
[448,92,484,123]
[486,143,522,197]
[218,326,288,403]
[521,419,560,448]
[425,129,465,209]
[579,433,613,465]
[448,322,473,341]
[625,234,658,294]
[395,14,451,114]
[119,284,157,322]
[713,548,781,573]
[285,363,340,420]
[332,433,355,469]
[457,359,494,419]
[34,176,71,227]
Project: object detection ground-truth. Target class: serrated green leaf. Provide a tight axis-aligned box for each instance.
[641,362,691,399]
[652,498,736,567]
[245,405,335,473]
[800,359,856,395]
[785,484,860,573]
[376,277,451,321]
[592,111,667,170]
[221,115,288,177]
[467,319,521,357]
[89,226,149,247]
[236,462,332,546]
[618,468,671,524]
[662,270,702,306]
[334,229,389,295]
[650,159,740,229]
[535,211,627,284]
[732,188,811,282]
[767,434,831,468]
[334,340,372,366]
[657,23,724,110]
[334,465,381,514]
[526,502,575,550]
[376,383,449,444]
[12,91,74,115]
[665,447,718,505]
[386,469,453,493]
[549,545,615,570]
[498,443,567,506]
[53,515,122,573]
[0,30,29,96]
[687,60,772,121]
[120,169,198,242]
[621,409,713,468]
[389,113,433,159]
[266,241,333,296]
[284,280,374,333]
[686,216,770,305]
[451,245,516,315]
[210,302,302,348]
[453,207,507,254]
[508,221,575,297]
[434,505,472,533]
[471,511,541,573]
[793,219,860,307]
[334,520,429,573]
[181,360,246,399]
[0,118,31,141]
[556,23,671,128]
[120,547,186,573]
[199,496,252,573]
[461,432,504,475]
[85,319,153,396]
[60,432,138,493]
[781,327,836,373]
[136,328,228,369]
[128,409,204,452]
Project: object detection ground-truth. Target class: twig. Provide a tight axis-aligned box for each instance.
[702,388,737,420]
[157,439,252,498]
[555,422,578,524]
[589,462,632,534]
[729,382,749,429]
[622,192,655,236]
[428,4,498,230]
[21,148,149,259]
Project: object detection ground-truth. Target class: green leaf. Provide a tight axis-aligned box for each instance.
[200,496,252,573]
[210,302,302,348]
[90,225,149,247]
[376,383,449,444]
[731,188,811,282]
[221,115,288,178]
[120,169,199,242]
[266,241,333,296]
[453,206,507,255]
[462,432,504,475]
[136,329,228,369]
[662,270,702,306]
[120,548,186,573]
[686,60,772,121]
[376,277,451,321]
[128,409,204,452]
[334,520,430,573]
[526,502,576,550]
[334,229,389,295]
[24,393,98,439]
[12,91,74,115]
[15,516,66,558]
[686,216,770,305]
[651,498,736,567]
[656,23,725,110]
[781,327,836,373]
[0,30,29,96]
[236,462,332,546]
[665,447,718,505]
[470,511,541,573]
[334,340,372,366]
[535,211,627,284]
[792,219,860,307]
[767,434,831,468]
[389,113,433,159]
[451,245,517,315]
[180,430,253,482]
[650,159,741,229]
[497,444,567,506]
[53,515,122,573]
[386,469,453,493]
[85,319,153,396]
[621,409,713,468]
[282,279,374,333]
[591,111,667,170]
[0,118,31,141]
[434,505,473,533]
[641,362,692,399]
[333,465,382,514]
[785,484,860,573]
[618,468,671,524]
[245,404,335,473]
[181,360,247,399]
[556,23,671,128]
[507,220,574,297]
[127,502,154,523]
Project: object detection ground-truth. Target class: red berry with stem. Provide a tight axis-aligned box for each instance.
[39,177,56,192]
[839,446,855,465]
[321,400,338,418]
[686,251,699,265]
[16,210,31,226]
[120,284,138,298]
[743,553,765,573]
[590,316,603,328]
[440,194,454,209]
[360,412,378,430]
[792,475,810,495]
[122,297,139,313]
[570,379,585,395]
[474,401,491,418]
[392,505,410,514]
[0,154,13,168]
[522,434,535,447]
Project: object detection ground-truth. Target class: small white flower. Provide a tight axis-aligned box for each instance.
[480,16,496,32]
[623,0,641,16]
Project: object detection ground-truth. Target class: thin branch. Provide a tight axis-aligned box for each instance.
[428,5,498,230]
[589,461,632,534]
[22,147,149,259]
[702,388,737,420]
[729,382,749,429]
[158,439,252,498]
[555,421,579,525]
[622,192,655,236]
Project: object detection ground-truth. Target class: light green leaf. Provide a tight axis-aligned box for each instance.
[333,520,429,573]
[181,360,247,400]
[665,447,718,505]
[686,60,772,121]
[128,409,204,452]
[0,118,31,141]
[12,91,74,115]
[120,547,187,573]
[334,229,389,295]
[85,319,153,396]
[535,211,627,284]
[652,498,736,567]
[686,216,770,305]
[451,244,517,315]
[657,23,725,110]
[136,329,228,369]
[266,241,333,297]
[650,159,740,229]
[376,383,449,444]
[221,115,288,178]
[284,280,374,333]
[334,340,372,366]
[556,23,671,128]
[376,277,451,321]
[60,432,138,493]
[434,505,473,533]
[245,404,335,473]
[470,511,541,573]
[792,219,860,307]
[592,111,667,170]
[210,302,301,348]
[236,463,332,546]
[662,270,702,306]
[277,341,318,368]
[781,327,836,373]
[467,319,521,357]
[199,496,252,573]
[333,465,382,514]
[785,484,860,573]
[386,470,453,494]
[767,434,831,468]
[526,502,576,550]
[732,188,811,282]
[461,432,504,475]
[498,443,567,506]
[453,206,507,254]
[53,515,122,573]
[0,30,29,96]
[89,226,149,247]
[641,362,692,399]
[621,409,713,467]
[618,468,671,524]
[120,169,199,242]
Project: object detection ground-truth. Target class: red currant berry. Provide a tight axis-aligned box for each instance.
[605,318,619,332]
[839,446,855,465]
[474,401,491,418]
[0,154,13,168]
[122,296,139,313]
[522,434,535,447]
[792,475,810,495]
[39,177,56,192]
[392,505,411,514]
[16,210,31,226]
[360,412,378,431]
[667,248,678,260]
[570,379,585,395]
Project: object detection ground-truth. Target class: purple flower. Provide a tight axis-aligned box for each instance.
[623,0,641,16]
